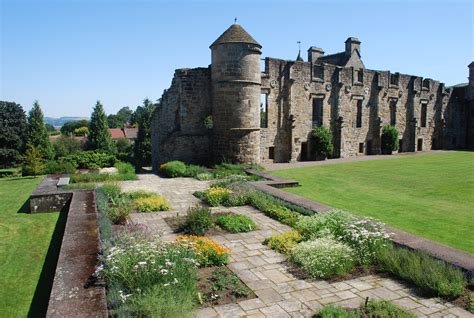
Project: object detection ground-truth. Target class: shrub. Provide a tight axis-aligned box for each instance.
[381,125,399,153]
[125,190,155,200]
[264,230,302,254]
[53,134,82,158]
[203,187,233,207]
[107,196,133,224]
[248,190,301,226]
[102,183,122,202]
[74,126,89,136]
[295,209,351,241]
[315,304,357,318]
[176,235,229,266]
[311,126,334,159]
[63,151,116,169]
[215,214,257,233]
[184,164,208,178]
[183,205,213,235]
[339,217,389,265]
[115,161,135,174]
[160,160,187,178]
[22,145,45,176]
[290,237,355,279]
[62,182,96,190]
[196,172,213,181]
[0,168,21,178]
[44,160,77,174]
[102,237,198,315]
[376,244,466,299]
[363,299,416,318]
[135,195,171,212]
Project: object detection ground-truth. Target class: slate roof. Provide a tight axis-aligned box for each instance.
[317,52,351,66]
[210,24,261,48]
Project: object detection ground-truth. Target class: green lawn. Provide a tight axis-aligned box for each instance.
[0,176,60,317]
[272,152,474,254]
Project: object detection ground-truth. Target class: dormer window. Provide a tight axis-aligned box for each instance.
[313,64,324,82]
[354,69,363,84]
[390,72,399,86]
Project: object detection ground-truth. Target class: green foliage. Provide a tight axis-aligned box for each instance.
[107,106,133,128]
[62,183,96,190]
[247,190,301,226]
[290,237,355,279]
[73,126,89,136]
[27,101,54,160]
[160,160,187,177]
[106,195,133,225]
[184,164,208,178]
[88,101,114,153]
[102,183,122,202]
[203,115,213,129]
[203,187,233,206]
[264,230,302,254]
[363,300,416,318]
[53,134,82,159]
[376,244,466,299]
[468,292,474,313]
[381,124,399,153]
[63,151,116,169]
[60,119,89,135]
[115,138,133,163]
[0,168,21,178]
[135,195,171,212]
[316,304,358,318]
[0,101,27,167]
[133,99,155,168]
[214,214,257,233]
[45,123,56,132]
[311,126,334,159]
[21,144,45,176]
[70,169,137,183]
[125,190,155,200]
[183,205,213,235]
[115,161,135,174]
[295,210,351,241]
[206,267,251,301]
[44,160,76,174]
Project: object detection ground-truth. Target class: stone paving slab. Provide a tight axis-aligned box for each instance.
[121,175,473,318]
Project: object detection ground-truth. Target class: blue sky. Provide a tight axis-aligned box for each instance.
[1,0,473,117]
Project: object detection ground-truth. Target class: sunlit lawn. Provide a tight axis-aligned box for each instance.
[272,152,474,254]
[0,176,59,317]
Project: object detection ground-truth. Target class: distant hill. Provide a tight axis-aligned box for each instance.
[45,117,89,127]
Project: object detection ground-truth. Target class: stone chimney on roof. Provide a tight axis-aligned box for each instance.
[345,37,361,56]
[308,47,324,64]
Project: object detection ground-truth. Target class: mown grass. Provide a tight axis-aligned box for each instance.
[272,152,474,254]
[0,176,59,317]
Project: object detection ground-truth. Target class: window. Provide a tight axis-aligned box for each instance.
[390,100,397,126]
[417,139,423,151]
[355,69,363,83]
[390,72,399,86]
[399,139,403,152]
[268,147,274,160]
[422,78,430,90]
[356,100,362,128]
[359,143,364,153]
[260,93,268,128]
[420,103,427,127]
[312,98,323,127]
[313,64,324,81]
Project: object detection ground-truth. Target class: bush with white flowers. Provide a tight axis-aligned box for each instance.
[290,237,355,279]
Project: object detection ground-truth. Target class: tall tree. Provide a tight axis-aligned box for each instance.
[60,119,89,135]
[88,101,114,153]
[0,101,27,167]
[108,106,133,128]
[27,101,54,159]
[134,99,155,168]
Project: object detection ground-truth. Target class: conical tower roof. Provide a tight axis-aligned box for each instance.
[210,24,261,48]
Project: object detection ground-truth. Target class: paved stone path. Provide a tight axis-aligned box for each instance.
[122,175,473,318]
[263,150,451,171]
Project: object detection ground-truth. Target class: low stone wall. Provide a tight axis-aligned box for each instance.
[28,176,107,317]
[247,170,474,274]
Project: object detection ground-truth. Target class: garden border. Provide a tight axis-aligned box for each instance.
[246,169,474,274]
[29,176,108,317]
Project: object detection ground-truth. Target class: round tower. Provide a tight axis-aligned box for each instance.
[210,23,262,163]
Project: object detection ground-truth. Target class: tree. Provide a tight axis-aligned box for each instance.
[74,126,89,136]
[53,134,82,158]
[27,101,54,160]
[108,106,133,128]
[381,125,399,154]
[311,126,334,159]
[22,144,45,176]
[0,101,27,167]
[60,119,89,135]
[134,99,155,168]
[45,123,56,133]
[88,101,114,153]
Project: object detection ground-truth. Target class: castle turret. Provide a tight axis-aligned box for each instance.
[210,24,262,163]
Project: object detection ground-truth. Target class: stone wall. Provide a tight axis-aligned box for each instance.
[151,68,212,170]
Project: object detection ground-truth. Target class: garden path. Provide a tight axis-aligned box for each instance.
[122,175,472,318]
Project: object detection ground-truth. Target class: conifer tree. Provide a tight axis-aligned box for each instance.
[22,144,45,176]
[27,100,54,159]
[134,98,155,168]
[88,101,114,153]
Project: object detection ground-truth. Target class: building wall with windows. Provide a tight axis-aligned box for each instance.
[151,24,473,170]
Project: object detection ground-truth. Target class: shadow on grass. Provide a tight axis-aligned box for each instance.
[27,200,70,318]
[17,198,31,214]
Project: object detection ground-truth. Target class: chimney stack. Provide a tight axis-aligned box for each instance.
[308,47,324,64]
[345,37,361,56]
